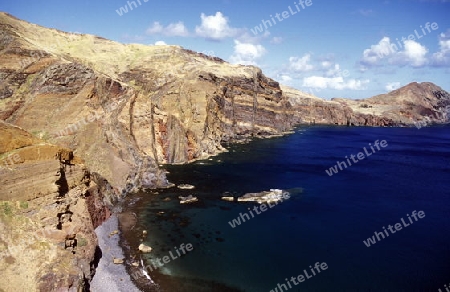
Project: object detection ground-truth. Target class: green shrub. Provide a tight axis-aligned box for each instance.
[20,201,28,209]
[78,237,88,247]
[2,203,12,216]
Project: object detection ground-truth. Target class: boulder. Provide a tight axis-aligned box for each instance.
[138,243,152,253]
[177,184,195,190]
[221,196,235,202]
[237,189,290,204]
[179,195,198,204]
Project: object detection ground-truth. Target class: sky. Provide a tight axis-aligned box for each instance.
[1,0,449,99]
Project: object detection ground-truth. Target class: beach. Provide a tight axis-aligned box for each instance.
[90,215,143,292]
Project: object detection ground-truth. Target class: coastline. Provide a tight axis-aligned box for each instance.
[117,194,244,292]
[90,214,143,292]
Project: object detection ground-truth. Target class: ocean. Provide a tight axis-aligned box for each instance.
[123,125,450,292]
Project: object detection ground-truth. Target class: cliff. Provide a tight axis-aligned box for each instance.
[283,82,450,127]
[0,12,292,195]
[0,121,115,291]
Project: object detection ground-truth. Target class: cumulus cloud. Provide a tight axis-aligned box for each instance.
[195,12,239,40]
[359,37,430,69]
[391,40,428,67]
[432,30,450,66]
[154,41,167,46]
[303,76,369,90]
[229,40,267,65]
[146,21,189,37]
[278,75,293,83]
[325,64,349,78]
[360,37,396,67]
[288,54,314,72]
[385,82,401,91]
[146,22,163,35]
[321,61,333,70]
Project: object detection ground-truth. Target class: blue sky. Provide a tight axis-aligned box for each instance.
[1,0,449,99]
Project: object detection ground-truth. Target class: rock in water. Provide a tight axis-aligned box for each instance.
[177,184,195,190]
[138,243,152,253]
[179,195,199,204]
[221,196,235,202]
[237,189,290,204]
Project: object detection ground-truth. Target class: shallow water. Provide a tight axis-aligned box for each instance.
[125,126,450,292]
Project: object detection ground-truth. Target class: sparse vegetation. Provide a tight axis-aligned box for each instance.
[77,236,88,247]
[2,202,12,216]
[19,201,28,209]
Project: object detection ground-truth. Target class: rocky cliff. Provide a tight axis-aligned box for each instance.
[283,82,450,127]
[0,12,292,195]
[0,121,116,291]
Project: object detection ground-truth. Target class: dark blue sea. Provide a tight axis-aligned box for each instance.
[126,126,450,292]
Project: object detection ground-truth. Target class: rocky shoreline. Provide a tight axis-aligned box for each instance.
[114,193,245,292]
[90,215,142,292]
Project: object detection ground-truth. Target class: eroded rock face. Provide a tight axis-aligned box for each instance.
[0,12,294,195]
[0,122,115,291]
[282,82,450,127]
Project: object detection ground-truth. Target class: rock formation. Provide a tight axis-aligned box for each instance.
[283,82,450,127]
[179,195,199,204]
[237,189,291,204]
[0,121,115,291]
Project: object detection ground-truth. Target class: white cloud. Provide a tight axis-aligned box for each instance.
[229,40,266,65]
[360,37,430,69]
[391,40,428,67]
[146,21,189,37]
[325,64,349,78]
[303,76,369,90]
[278,75,293,83]
[321,61,333,69]
[154,41,167,46]
[195,12,238,40]
[360,37,395,67]
[432,30,450,66]
[165,22,189,37]
[385,82,401,91]
[289,54,314,72]
[146,22,164,35]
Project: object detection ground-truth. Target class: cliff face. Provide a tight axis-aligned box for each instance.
[283,83,450,127]
[0,121,115,291]
[334,82,450,125]
[0,12,292,194]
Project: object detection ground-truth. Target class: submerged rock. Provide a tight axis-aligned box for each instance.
[138,243,152,253]
[221,196,235,202]
[237,189,290,204]
[177,184,195,190]
[179,195,199,204]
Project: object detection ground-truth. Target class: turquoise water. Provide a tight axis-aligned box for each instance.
[129,126,450,291]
